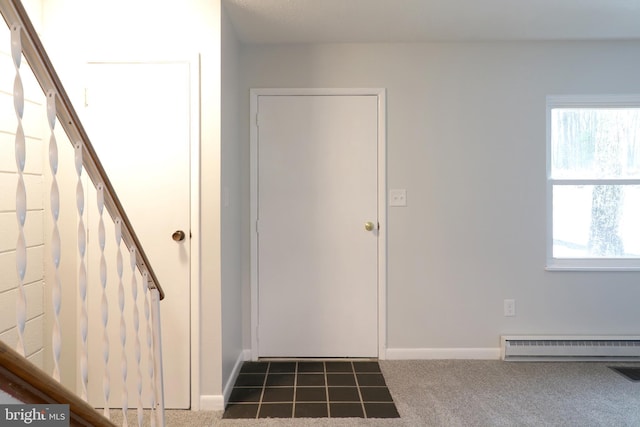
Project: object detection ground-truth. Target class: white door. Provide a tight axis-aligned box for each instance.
[256,93,379,358]
[83,62,192,408]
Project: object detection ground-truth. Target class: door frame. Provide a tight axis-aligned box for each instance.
[81,55,201,408]
[249,88,387,360]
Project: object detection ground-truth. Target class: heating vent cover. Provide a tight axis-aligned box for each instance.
[501,336,640,361]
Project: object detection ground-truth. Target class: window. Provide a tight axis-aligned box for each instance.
[547,95,640,270]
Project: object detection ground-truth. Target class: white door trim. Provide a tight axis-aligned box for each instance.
[249,88,387,360]
[82,55,201,408]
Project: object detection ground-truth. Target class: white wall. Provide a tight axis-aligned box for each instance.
[220,3,244,397]
[239,41,640,356]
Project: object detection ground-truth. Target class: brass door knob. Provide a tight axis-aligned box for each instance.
[172,230,186,242]
[364,222,375,231]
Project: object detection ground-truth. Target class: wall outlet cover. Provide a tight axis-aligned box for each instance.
[504,299,516,317]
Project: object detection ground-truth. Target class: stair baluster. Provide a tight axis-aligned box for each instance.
[47,90,62,383]
[11,22,27,359]
[76,141,89,401]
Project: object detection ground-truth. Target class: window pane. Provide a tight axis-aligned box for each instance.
[551,108,640,179]
[552,185,640,258]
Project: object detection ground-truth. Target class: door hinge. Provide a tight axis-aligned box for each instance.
[84,88,89,107]
[255,113,260,127]
[255,219,259,234]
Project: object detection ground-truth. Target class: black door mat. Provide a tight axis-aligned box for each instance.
[223,360,400,419]
[610,366,640,381]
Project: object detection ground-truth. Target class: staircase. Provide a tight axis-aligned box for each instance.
[0,1,166,425]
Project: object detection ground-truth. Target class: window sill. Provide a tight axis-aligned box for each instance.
[546,259,640,272]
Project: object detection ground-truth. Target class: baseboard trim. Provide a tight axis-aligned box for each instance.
[223,350,250,404]
[386,348,500,360]
[199,395,224,411]
[198,350,250,411]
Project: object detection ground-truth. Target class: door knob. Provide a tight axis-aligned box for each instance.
[364,222,375,231]
[172,230,186,242]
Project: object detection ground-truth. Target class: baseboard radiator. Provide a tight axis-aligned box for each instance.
[501,336,640,361]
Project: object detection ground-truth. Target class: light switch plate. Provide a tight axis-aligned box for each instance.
[389,189,407,207]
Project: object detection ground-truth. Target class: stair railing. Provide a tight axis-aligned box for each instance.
[0,1,166,426]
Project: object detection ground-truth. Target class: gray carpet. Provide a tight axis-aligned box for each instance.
[111,360,640,426]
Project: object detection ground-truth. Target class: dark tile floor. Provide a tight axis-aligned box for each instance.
[223,360,400,419]
[610,366,640,381]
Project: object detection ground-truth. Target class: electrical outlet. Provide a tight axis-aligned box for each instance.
[389,189,407,207]
[504,299,516,317]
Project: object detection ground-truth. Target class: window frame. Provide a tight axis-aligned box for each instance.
[546,94,640,271]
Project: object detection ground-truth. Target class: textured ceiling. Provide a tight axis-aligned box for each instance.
[222,0,640,44]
